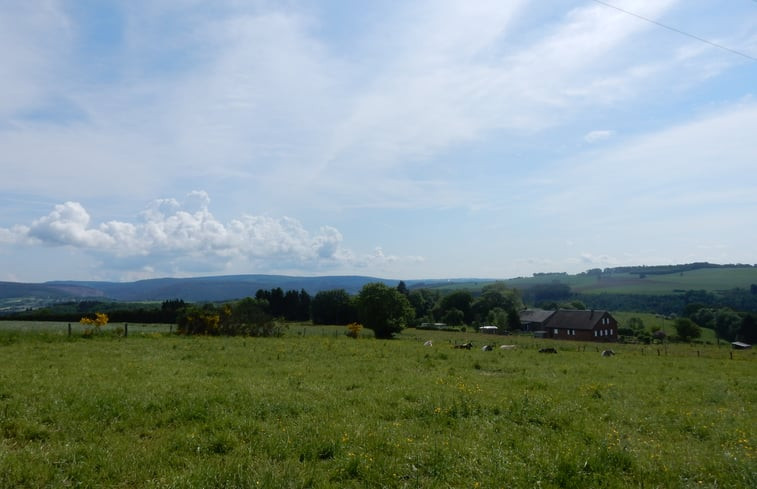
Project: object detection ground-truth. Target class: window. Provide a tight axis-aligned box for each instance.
[594,330,598,337]
[554,329,558,335]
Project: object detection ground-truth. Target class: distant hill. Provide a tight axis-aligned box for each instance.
[502,264,757,295]
[1,263,755,313]
[0,275,482,306]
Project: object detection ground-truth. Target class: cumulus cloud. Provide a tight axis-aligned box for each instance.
[1,191,416,277]
[28,202,116,248]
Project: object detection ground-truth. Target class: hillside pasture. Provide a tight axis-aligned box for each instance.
[0,324,754,488]
[502,267,757,295]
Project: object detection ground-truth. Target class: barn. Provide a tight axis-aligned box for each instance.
[518,309,556,332]
[541,309,618,342]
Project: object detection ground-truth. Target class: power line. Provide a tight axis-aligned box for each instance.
[590,0,756,61]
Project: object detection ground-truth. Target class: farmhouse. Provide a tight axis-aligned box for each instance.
[542,309,618,342]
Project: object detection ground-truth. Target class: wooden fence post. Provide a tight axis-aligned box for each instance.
[68,323,71,336]
[124,323,128,337]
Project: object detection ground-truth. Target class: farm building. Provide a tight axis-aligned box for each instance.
[479,325,499,334]
[542,309,618,342]
[518,309,555,331]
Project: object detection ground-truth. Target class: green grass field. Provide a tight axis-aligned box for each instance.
[0,324,754,488]
[501,267,757,295]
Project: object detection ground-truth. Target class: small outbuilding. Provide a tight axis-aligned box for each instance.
[731,341,752,350]
[479,325,499,334]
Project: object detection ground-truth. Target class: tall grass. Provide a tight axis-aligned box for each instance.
[0,327,754,488]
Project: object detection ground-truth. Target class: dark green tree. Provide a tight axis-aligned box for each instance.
[408,288,439,323]
[223,298,283,336]
[297,289,311,321]
[714,309,742,342]
[356,283,414,339]
[486,307,509,329]
[396,280,409,297]
[472,282,522,323]
[441,308,465,326]
[739,314,757,343]
[437,290,473,324]
[673,318,701,342]
[506,309,521,331]
[311,289,357,325]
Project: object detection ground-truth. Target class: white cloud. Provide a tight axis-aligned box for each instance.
[28,202,116,248]
[1,191,421,277]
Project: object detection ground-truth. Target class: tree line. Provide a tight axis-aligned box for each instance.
[4,279,756,342]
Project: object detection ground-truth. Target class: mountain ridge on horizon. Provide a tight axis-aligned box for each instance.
[1,273,491,303]
[2,262,755,306]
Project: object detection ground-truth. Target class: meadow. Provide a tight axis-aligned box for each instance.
[0,324,754,488]
[502,267,757,295]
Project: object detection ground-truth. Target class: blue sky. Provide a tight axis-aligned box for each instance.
[1,0,755,282]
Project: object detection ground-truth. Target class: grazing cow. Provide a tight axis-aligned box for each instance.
[482,344,493,351]
[538,347,558,354]
[454,342,473,350]
[500,344,516,350]
[423,340,433,347]
[601,349,616,357]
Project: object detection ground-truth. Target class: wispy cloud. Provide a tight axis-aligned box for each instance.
[1,0,755,280]
[584,130,615,143]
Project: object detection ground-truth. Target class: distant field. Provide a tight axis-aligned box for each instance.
[573,268,757,295]
[512,269,757,295]
[0,320,173,335]
[610,312,719,342]
[1,324,754,488]
[421,267,757,296]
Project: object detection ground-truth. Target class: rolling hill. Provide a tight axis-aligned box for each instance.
[1,263,755,313]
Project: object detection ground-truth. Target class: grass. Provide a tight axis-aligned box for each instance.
[503,267,757,295]
[611,312,720,343]
[0,324,755,488]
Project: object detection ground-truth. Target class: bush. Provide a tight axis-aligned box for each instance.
[176,299,286,337]
[345,323,363,338]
